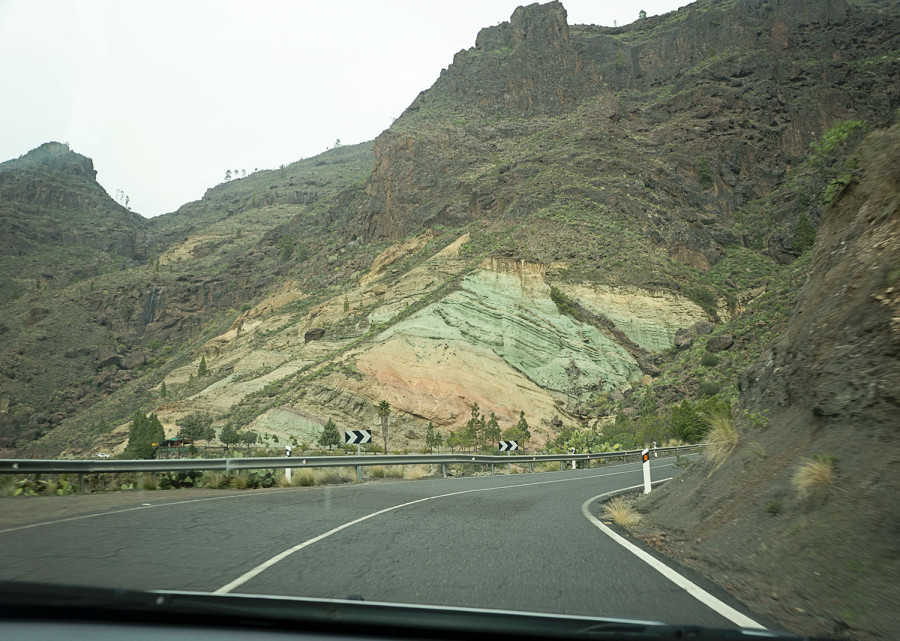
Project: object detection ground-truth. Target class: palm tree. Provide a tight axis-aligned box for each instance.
[377,400,391,455]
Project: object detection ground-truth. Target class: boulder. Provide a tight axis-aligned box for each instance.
[706,334,735,353]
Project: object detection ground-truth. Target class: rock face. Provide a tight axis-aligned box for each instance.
[640,124,900,640]
[555,283,708,352]
[356,0,899,260]
[362,257,642,411]
[0,142,148,260]
[740,124,900,426]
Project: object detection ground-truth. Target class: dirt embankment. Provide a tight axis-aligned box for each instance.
[636,125,900,640]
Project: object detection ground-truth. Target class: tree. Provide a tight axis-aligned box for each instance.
[377,400,391,455]
[516,411,531,448]
[160,381,167,398]
[671,400,706,443]
[425,422,444,452]
[220,423,241,450]
[176,412,214,445]
[485,411,501,449]
[464,403,485,452]
[639,9,647,20]
[239,430,259,450]
[125,411,165,459]
[446,430,461,453]
[198,355,208,377]
[318,418,341,451]
[225,169,232,181]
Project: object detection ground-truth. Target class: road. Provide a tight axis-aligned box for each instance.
[0,457,768,629]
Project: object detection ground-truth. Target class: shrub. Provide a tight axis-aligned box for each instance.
[602,497,641,528]
[698,381,722,397]
[700,354,720,367]
[792,455,835,499]
[766,500,782,515]
[703,407,738,473]
[293,469,318,486]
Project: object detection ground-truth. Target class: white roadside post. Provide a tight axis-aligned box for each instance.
[642,448,651,494]
[285,445,292,484]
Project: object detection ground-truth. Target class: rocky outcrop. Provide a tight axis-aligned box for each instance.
[641,124,900,640]
[0,142,148,260]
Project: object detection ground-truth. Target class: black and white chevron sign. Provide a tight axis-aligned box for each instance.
[498,440,518,451]
[344,429,372,445]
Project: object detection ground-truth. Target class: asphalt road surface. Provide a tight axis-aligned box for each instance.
[0,458,769,629]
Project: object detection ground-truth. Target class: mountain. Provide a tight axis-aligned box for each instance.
[638,122,900,640]
[1,1,898,634]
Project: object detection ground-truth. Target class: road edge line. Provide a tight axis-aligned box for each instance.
[215,465,674,594]
[581,486,766,630]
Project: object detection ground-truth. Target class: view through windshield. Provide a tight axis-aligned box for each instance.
[1,2,898,640]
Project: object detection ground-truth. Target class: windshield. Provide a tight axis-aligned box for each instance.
[1,2,897,640]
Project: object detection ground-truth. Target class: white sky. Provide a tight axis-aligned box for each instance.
[0,0,689,217]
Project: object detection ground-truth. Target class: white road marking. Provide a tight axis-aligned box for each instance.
[581,487,766,630]
[215,465,665,594]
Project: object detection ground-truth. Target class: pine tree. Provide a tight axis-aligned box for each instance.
[318,418,341,451]
[425,422,439,452]
[198,355,208,377]
[125,411,165,459]
[485,411,501,448]
[160,381,167,398]
[516,411,531,447]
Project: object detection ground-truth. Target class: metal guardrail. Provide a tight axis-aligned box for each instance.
[0,445,699,476]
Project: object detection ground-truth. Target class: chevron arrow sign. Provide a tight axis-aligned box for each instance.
[344,430,372,445]
[498,440,518,451]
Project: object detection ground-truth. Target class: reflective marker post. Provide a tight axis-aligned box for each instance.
[642,448,651,494]
[285,446,292,484]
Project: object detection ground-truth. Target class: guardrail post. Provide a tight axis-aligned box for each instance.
[79,473,85,494]
[490,463,495,475]
[560,460,564,471]
[529,461,533,473]
[442,463,447,478]
[356,466,362,483]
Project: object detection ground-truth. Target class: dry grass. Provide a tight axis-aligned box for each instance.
[292,469,318,486]
[703,408,738,474]
[602,496,641,528]
[369,465,402,479]
[402,465,431,480]
[316,467,357,485]
[229,474,251,489]
[792,456,835,498]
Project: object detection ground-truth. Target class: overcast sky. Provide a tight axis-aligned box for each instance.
[0,0,689,217]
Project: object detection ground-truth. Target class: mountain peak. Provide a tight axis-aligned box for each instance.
[2,141,97,181]
[475,1,569,52]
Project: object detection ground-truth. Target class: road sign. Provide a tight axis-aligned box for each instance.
[344,430,372,445]
[498,440,518,451]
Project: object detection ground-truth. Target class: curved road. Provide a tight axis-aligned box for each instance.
[0,458,769,629]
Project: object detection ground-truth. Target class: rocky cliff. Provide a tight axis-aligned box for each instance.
[639,123,900,639]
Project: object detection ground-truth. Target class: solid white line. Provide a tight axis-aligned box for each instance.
[215,465,671,594]
[581,488,765,630]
